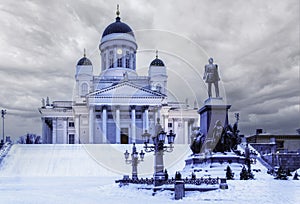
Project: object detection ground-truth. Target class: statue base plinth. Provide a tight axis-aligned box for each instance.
[198,98,231,138]
[204,97,225,105]
[184,152,246,168]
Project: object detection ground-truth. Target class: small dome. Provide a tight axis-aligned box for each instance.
[77,56,92,66]
[150,58,165,67]
[102,17,134,38]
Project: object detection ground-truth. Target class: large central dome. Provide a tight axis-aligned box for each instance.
[102,16,134,38]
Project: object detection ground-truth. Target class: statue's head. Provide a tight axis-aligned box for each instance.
[215,120,222,127]
[208,57,213,64]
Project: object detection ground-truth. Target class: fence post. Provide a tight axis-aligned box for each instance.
[174,180,185,200]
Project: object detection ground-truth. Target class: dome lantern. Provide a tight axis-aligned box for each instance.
[77,49,92,66]
[102,5,134,38]
[150,50,165,67]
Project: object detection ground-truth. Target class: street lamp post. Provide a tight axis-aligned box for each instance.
[1,109,6,144]
[124,143,145,179]
[142,126,176,186]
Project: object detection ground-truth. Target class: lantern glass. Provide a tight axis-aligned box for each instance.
[142,131,151,144]
[167,130,176,144]
[140,150,145,160]
[158,131,166,142]
[133,151,139,159]
[124,150,129,160]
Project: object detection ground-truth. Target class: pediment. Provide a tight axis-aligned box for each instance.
[87,82,165,98]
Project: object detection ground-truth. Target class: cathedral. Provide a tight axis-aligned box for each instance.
[39,7,198,144]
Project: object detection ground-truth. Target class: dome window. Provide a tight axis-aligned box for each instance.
[117,58,122,67]
[81,83,89,96]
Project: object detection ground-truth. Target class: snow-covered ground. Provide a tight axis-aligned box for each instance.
[0,144,299,204]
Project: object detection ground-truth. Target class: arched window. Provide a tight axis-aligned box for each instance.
[125,51,130,68]
[156,84,162,93]
[81,83,88,96]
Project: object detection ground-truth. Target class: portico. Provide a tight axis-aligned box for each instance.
[86,82,165,144]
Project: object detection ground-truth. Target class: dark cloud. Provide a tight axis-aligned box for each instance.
[0,0,299,141]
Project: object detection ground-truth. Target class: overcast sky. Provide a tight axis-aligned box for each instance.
[0,0,299,140]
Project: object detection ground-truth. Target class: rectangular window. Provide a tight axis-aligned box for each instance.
[117,58,122,67]
[109,58,114,68]
[69,134,75,144]
[168,123,173,128]
[69,122,74,127]
[126,51,130,68]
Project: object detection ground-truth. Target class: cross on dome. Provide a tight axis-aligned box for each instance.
[116,4,120,17]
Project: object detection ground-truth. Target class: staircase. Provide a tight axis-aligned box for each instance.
[0,142,12,164]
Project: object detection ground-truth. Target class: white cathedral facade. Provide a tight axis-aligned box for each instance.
[39,9,198,144]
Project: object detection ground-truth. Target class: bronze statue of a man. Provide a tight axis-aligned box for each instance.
[203,58,220,98]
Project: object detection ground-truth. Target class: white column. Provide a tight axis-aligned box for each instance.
[184,119,189,144]
[142,111,145,132]
[145,108,149,132]
[52,118,57,144]
[75,116,80,144]
[116,106,120,144]
[157,107,161,120]
[89,106,94,144]
[102,107,107,143]
[131,106,136,143]
[105,51,109,70]
[130,53,133,69]
[189,120,193,144]
[122,49,126,68]
[154,109,158,126]
[42,118,47,143]
[63,119,67,144]
[173,119,179,143]
[164,115,169,132]
[114,47,117,67]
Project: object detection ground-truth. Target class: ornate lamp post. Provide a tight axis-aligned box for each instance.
[124,143,145,179]
[1,109,6,144]
[142,128,176,186]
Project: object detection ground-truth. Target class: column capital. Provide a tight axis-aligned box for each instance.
[142,105,149,111]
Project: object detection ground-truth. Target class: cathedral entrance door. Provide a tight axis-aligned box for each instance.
[121,128,129,144]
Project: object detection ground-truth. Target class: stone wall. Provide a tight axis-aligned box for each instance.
[262,153,300,172]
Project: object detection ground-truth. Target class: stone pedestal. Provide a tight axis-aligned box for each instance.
[185,152,246,167]
[174,181,185,200]
[198,97,231,138]
[154,171,166,186]
[219,178,228,189]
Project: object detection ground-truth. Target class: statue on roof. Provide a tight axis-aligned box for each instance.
[203,57,220,98]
